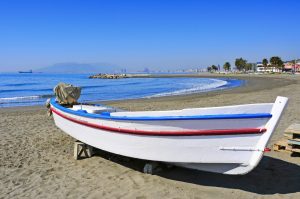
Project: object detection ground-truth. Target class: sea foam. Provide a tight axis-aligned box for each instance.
[147,78,228,98]
[0,95,41,102]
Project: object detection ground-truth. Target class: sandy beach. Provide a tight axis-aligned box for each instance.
[1,74,300,199]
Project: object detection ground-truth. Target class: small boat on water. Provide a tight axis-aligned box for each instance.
[50,96,288,175]
[18,70,33,73]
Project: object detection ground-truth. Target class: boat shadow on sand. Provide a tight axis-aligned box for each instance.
[93,150,300,195]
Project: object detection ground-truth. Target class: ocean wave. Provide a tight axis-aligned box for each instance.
[81,85,106,89]
[2,82,39,87]
[0,95,42,102]
[146,79,228,98]
[41,94,54,98]
[82,81,141,89]
[0,88,52,93]
[117,82,142,86]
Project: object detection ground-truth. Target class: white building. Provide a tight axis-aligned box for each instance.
[256,62,281,72]
[256,66,281,73]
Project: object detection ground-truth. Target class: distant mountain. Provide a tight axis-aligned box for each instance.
[37,63,121,74]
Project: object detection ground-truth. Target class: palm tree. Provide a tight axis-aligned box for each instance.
[207,66,212,72]
[211,65,218,71]
[223,62,231,71]
[270,56,284,72]
[235,58,247,71]
[262,58,268,72]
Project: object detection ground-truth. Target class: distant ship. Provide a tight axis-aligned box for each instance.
[18,70,33,73]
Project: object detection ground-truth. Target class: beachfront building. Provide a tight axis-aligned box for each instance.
[284,60,300,72]
[256,62,281,73]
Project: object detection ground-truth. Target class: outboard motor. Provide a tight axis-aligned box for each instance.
[54,82,81,105]
[46,82,81,116]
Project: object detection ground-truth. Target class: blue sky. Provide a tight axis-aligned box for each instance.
[0,0,299,72]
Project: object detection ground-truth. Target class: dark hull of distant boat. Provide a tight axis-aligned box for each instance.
[19,71,33,73]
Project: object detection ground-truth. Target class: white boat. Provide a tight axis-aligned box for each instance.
[50,96,288,175]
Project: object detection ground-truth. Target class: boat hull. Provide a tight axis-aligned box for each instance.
[50,96,288,175]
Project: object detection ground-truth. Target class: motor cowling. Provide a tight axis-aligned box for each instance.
[54,82,81,105]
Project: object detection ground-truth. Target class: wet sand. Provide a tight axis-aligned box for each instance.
[1,74,300,199]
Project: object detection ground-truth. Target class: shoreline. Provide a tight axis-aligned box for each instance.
[0,74,296,111]
[103,74,297,110]
[1,74,300,198]
[0,74,240,109]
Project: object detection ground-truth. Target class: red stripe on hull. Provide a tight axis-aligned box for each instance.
[51,107,267,136]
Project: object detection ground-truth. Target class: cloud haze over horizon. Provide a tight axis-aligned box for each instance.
[0,0,299,72]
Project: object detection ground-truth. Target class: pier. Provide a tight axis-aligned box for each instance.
[89,73,128,79]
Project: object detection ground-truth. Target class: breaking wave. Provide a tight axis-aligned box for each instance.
[0,94,53,103]
[147,78,228,98]
[0,95,41,102]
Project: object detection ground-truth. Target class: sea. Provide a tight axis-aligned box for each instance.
[0,73,244,108]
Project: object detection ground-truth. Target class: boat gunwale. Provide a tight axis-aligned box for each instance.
[50,98,272,121]
[50,107,267,136]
